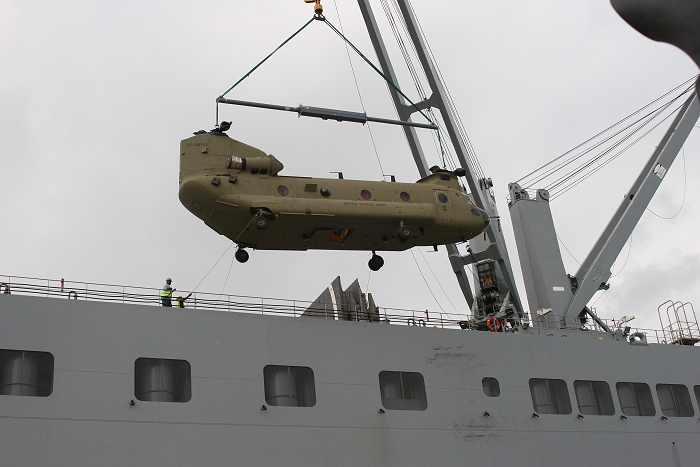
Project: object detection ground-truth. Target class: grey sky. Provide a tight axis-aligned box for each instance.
[1,0,698,331]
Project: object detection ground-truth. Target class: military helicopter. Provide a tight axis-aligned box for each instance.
[179,124,490,270]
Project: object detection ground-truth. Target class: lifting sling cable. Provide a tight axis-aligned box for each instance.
[321,17,436,128]
[216,16,317,125]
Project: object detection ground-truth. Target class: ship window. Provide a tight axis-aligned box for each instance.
[695,385,700,407]
[320,187,331,198]
[0,349,54,397]
[264,365,316,407]
[277,185,289,196]
[378,371,427,411]
[400,191,410,202]
[134,358,191,403]
[529,378,572,414]
[656,384,694,417]
[361,189,372,200]
[482,377,500,397]
[574,380,614,415]
[616,382,655,416]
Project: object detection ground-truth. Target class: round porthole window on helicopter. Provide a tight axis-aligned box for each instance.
[400,191,410,202]
[437,193,449,204]
[361,190,372,200]
[277,185,289,196]
[320,187,331,198]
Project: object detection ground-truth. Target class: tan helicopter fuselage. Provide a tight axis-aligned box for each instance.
[179,132,489,252]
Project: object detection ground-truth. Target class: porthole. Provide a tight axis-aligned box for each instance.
[320,187,331,198]
[400,192,410,202]
[277,185,289,196]
[361,190,372,200]
[437,193,449,204]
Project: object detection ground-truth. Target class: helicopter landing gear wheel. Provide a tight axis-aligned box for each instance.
[235,249,249,263]
[253,215,269,230]
[368,253,384,271]
[398,225,412,242]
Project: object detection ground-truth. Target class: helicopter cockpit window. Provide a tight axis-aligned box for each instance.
[320,187,331,198]
[361,190,372,200]
[435,192,450,206]
[400,192,410,202]
[277,185,289,196]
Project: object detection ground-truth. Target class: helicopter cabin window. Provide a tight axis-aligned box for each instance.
[379,371,427,411]
[320,187,331,198]
[134,358,191,403]
[361,190,372,200]
[250,168,259,174]
[529,378,572,414]
[0,349,54,397]
[400,191,410,202]
[656,384,694,417]
[616,382,655,416]
[435,192,450,205]
[304,184,317,193]
[482,377,500,397]
[574,380,615,415]
[277,185,289,196]
[263,365,316,407]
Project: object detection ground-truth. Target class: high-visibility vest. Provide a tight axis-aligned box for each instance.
[175,301,185,308]
[161,287,173,298]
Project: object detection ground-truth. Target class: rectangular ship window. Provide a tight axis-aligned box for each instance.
[616,382,655,416]
[134,358,191,402]
[529,378,572,414]
[0,349,54,397]
[379,371,427,411]
[482,377,500,397]
[656,384,694,417]
[264,365,316,407]
[696,385,700,407]
[574,380,615,415]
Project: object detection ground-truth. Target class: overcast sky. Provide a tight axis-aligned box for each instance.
[1,0,698,331]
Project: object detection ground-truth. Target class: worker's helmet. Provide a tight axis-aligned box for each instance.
[177,296,183,300]
[166,278,172,282]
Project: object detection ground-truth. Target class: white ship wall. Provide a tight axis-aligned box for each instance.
[1,294,699,466]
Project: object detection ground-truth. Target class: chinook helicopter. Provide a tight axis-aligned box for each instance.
[179,124,490,270]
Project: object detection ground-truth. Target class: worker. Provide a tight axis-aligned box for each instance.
[161,278,175,307]
[175,293,192,308]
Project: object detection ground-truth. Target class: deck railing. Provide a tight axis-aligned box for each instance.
[0,274,665,342]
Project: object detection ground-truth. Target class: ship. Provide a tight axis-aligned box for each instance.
[1,1,700,466]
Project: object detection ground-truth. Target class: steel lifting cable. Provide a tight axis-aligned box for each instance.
[550,97,689,200]
[382,0,456,171]
[534,90,690,192]
[404,0,487,182]
[331,0,386,178]
[517,77,697,191]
